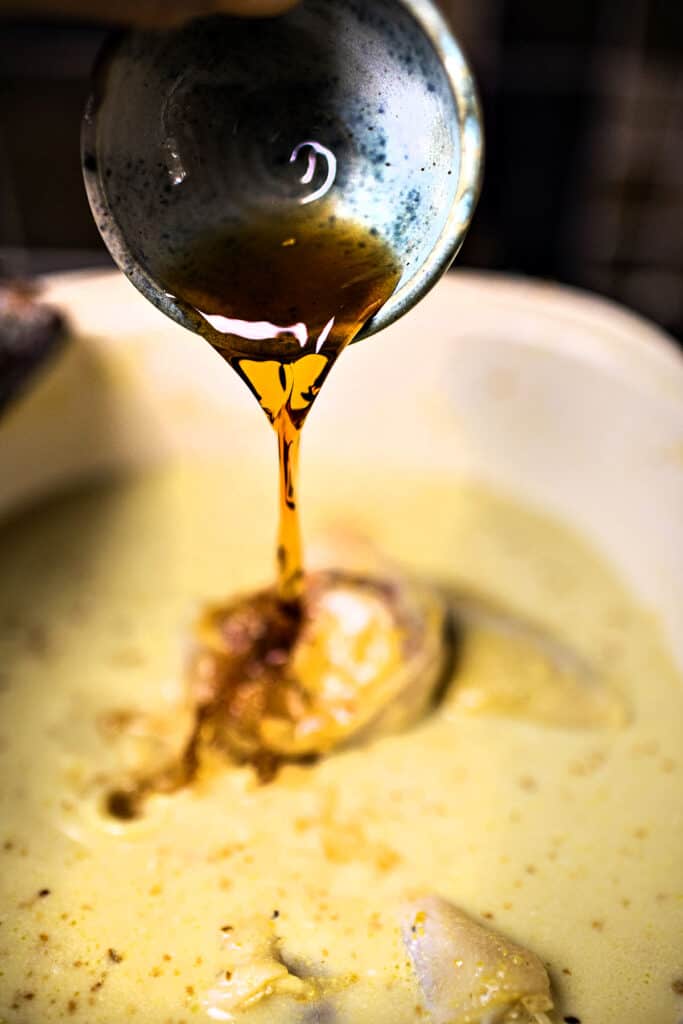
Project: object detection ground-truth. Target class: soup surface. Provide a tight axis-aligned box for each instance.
[0,460,681,1023]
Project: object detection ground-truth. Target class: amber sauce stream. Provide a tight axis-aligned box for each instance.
[157,200,401,606]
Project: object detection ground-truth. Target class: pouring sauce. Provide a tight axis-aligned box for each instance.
[156,201,401,605]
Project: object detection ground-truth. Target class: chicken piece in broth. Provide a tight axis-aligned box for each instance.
[402,895,553,1024]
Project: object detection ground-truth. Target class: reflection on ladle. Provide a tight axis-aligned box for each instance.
[289,140,338,205]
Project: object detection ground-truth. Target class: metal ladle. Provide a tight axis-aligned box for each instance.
[82,0,482,351]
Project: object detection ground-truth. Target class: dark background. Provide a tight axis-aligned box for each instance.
[1,0,682,340]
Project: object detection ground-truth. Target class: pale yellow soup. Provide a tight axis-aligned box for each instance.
[0,460,681,1024]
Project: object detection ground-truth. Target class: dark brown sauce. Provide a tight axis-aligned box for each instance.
[156,200,400,605]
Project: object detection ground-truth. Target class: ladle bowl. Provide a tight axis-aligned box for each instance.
[82,0,482,354]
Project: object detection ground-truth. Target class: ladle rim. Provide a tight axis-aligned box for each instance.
[81,0,483,344]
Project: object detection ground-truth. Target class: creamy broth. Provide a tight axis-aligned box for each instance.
[0,460,682,1024]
